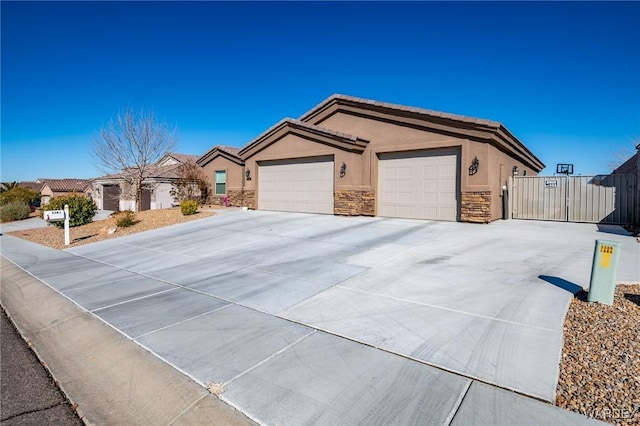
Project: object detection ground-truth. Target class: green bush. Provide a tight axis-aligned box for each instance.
[0,201,31,222]
[42,193,97,228]
[114,210,136,227]
[0,187,40,207]
[180,200,198,215]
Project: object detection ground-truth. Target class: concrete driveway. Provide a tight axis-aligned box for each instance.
[3,210,634,425]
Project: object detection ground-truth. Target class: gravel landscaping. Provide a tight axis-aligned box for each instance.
[6,208,217,250]
[557,284,640,425]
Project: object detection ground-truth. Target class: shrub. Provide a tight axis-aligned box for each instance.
[42,193,97,228]
[114,210,136,227]
[0,187,40,207]
[0,201,31,222]
[180,200,198,215]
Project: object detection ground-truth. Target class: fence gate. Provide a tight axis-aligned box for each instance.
[511,174,637,224]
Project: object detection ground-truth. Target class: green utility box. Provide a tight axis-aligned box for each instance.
[587,239,621,306]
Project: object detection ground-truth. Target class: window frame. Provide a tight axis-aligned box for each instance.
[214,170,227,195]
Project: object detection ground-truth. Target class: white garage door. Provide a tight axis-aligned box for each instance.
[378,149,459,221]
[258,159,334,214]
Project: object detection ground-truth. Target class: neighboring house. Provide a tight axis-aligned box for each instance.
[17,181,44,192]
[612,143,640,225]
[37,179,93,205]
[92,153,198,211]
[198,94,544,223]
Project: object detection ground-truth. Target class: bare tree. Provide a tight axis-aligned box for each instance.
[607,135,639,172]
[170,160,211,203]
[92,107,177,211]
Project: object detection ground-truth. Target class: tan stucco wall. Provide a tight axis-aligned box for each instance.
[314,112,494,194]
[242,133,365,200]
[200,156,244,197]
[41,186,92,201]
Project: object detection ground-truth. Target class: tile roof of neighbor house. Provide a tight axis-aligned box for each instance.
[95,152,198,181]
[41,179,92,192]
[166,153,199,164]
[237,118,369,158]
[17,181,44,191]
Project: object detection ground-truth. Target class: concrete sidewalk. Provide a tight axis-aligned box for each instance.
[0,257,254,426]
[1,210,619,425]
[0,210,113,234]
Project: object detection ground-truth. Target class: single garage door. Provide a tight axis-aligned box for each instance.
[103,185,120,211]
[378,149,459,221]
[258,158,334,214]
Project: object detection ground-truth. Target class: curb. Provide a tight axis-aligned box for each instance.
[0,257,255,426]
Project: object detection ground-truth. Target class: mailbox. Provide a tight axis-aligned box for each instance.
[587,239,621,306]
[44,210,65,222]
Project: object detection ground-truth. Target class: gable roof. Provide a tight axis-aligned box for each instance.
[197,145,244,167]
[41,179,92,193]
[299,94,545,172]
[237,118,369,159]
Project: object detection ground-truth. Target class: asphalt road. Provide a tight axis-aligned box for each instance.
[0,306,82,425]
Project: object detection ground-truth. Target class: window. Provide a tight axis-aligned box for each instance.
[215,170,226,195]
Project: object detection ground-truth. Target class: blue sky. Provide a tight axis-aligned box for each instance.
[2,1,638,181]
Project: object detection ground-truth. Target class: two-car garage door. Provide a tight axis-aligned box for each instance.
[258,158,334,214]
[378,149,459,221]
[257,150,459,220]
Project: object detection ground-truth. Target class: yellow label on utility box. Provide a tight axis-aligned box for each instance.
[599,244,614,268]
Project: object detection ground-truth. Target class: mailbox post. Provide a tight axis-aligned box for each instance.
[44,204,70,246]
[64,204,70,246]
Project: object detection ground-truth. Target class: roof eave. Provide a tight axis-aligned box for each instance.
[238,119,369,160]
[197,147,244,167]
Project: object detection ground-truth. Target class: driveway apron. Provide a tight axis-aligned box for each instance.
[2,210,627,425]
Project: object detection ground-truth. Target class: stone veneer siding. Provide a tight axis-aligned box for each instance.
[227,189,244,207]
[206,190,250,208]
[334,190,375,216]
[242,190,256,209]
[460,191,492,223]
[208,195,226,206]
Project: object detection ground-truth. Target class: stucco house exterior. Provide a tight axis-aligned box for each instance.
[198,94,544,223]
[196,146,243,206]
[37,179,93,205]
[93,153,198,211]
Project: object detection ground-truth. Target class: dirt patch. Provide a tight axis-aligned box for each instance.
[7,208,218,250]
[557,284,640,425]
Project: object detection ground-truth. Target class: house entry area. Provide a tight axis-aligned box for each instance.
[378,149,459,221]
[257,157,334,214]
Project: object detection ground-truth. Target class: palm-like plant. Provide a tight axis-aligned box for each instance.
[0,181,18,193]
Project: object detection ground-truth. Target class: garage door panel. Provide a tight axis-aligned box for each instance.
[259,160,334,215]
[379,150,459,221]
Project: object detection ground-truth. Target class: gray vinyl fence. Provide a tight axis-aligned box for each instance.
[510,174,637,224]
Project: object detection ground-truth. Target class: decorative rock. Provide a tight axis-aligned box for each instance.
[556,284,640,425]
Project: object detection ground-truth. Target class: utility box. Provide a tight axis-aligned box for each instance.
[587,239,621,306]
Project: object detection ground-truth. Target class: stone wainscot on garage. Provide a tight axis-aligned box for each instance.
[197,95,545,223]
